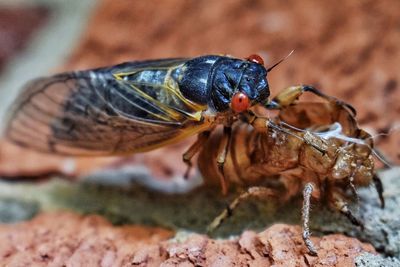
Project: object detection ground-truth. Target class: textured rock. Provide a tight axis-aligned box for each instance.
[0,212,172,266]
[0,168,399,261]
[0,212,375,266]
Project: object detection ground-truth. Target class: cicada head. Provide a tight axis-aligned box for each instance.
[177,55,269,114]
[209,55,269,113]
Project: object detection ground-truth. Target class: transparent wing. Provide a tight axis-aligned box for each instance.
[5,59,204,155]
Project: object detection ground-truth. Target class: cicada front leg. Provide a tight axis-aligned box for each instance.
[215,126,233,195]
[266,85,356,116]
[182,112,233,195]
[183,131,211,179]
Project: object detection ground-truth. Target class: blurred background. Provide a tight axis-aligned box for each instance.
[0,0,399,263]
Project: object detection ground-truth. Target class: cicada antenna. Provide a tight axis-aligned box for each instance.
[267,50,295,72]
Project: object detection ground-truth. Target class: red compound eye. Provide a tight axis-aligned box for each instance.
[231,92,250,113]
[247,54,264,65]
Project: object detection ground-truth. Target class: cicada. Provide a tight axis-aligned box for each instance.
[5,55,268,158]
[5,54,382,255]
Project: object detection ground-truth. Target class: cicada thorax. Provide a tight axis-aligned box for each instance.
[177,55,269,113]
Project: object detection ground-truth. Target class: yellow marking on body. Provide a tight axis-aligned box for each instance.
[114,66,181,77]
[114,66,206,123]
[113,73,182,122]
[130,83,183,121]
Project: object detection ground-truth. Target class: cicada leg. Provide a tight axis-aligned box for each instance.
[266,85,356,116]
[207,186,275,233]
[183,131,211,179]
[186,124,232,195]
[302,183,318,256]
[216,126,232,195]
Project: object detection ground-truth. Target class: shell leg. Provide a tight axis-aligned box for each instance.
[207,186,275,233]
[302,182,318,256]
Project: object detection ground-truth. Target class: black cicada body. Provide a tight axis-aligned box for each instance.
[5,55,269,155]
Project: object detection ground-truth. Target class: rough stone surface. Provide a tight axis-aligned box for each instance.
[0,168,399,264]
[0,212,172,266]
[0,213,375,266]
